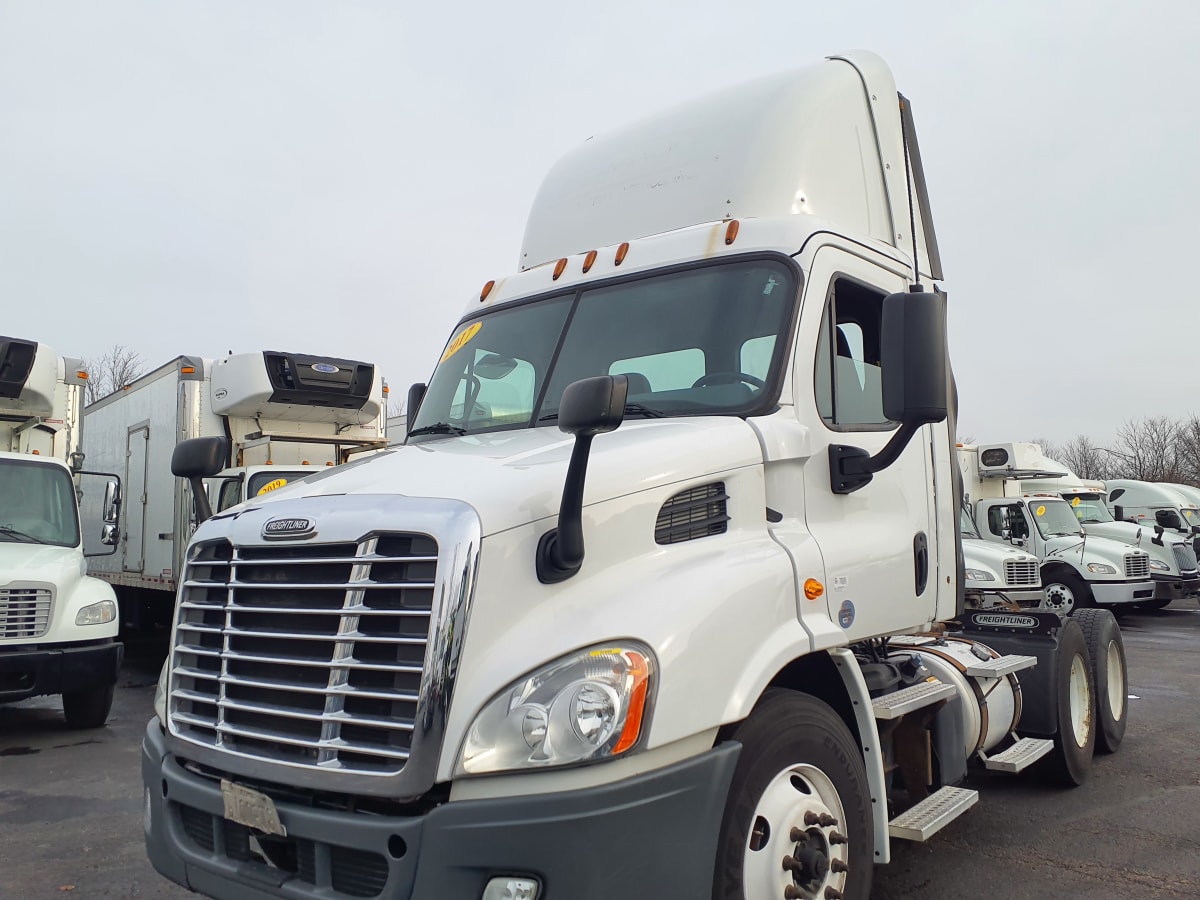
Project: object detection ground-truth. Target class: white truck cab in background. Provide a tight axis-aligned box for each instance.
[81,349,388,630]
[144,54,1129,900]
[959,443,1154,615]
[0,335,123,728]
[958,505,1043,609]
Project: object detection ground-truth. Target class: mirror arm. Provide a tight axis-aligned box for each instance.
[190,476,214,524]
[536,434,593,583]
[829,422,920,495]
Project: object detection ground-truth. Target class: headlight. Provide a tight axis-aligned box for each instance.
[1149,559,1170,572]
[458,643,654,776]
[75,599,116,626]
[1087,563,1117,574]
[964,568,995,582]
[153,662,168,724]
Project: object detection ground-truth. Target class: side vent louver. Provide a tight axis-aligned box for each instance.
[655,483,729,545]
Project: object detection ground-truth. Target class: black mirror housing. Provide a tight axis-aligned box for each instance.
[406,383,427,435]
[881,291,948,425]
[558,375,628,436]
[171,436,229,479]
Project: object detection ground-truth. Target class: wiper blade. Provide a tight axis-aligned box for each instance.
[407,422,466,437]
[0,526,40,543]
[539,404,665,424]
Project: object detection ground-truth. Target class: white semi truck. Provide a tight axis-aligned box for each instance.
[959,443,1154,615]
[81,350,388,629]
[959,506,1044,610]
[0,335,123,728]
[143,53,1129,900]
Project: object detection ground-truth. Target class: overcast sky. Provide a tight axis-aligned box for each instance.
[3,1,1197,445]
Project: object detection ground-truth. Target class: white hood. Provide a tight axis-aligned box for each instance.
[0,543,84,589]
[239,418,765,537]
[961,538,1036,575]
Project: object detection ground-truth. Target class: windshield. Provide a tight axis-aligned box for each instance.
[1064,493,1114,524]
[213,470,318,513]
[409,258,798,440]
[1182,508,1200,527]
[959,506,982,538]
[0,459,80,547]
[1028,499,1083,538]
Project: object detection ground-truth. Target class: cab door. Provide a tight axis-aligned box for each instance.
[796,244,939,639]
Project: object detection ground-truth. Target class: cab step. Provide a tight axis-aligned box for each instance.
[888,786,979,842]
[979,736,1053,773]
[871,680,957,720]
[965,654,1037,678]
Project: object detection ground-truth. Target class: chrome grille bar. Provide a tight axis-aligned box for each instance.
[0,588,54,639]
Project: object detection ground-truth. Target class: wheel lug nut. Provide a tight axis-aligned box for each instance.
[829,831,848,845]
[782,855,802,873]
[790,827,806,842]
[820,813,838,827]
[831,859,849,874]
[825,889,845,900]
[784,887,803,900]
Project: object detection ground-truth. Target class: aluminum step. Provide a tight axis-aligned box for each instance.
[888,785,979,842]
[871,680,957,720]
[980,737,1054,773]
[965,654,1037,678]
[888,635,941,647]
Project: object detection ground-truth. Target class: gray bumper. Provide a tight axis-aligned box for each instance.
[1152,574,1200,600]
[0,639,123,703]
[142,720,740,899]
[1091,579,1156,606]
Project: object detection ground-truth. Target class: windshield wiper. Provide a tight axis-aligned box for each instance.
[0,526,40,543]
[407,422,467,437]
[539,403,666,423]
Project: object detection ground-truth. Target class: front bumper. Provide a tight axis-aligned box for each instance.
[1091,579,1156,606]
[143,720,740,899]
[1151,573,1200,600]
[0,639,123,703]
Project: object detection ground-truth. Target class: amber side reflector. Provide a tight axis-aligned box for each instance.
[32,449,40,455]
[180,366,196,374]
[552,258,568,280]
[615,242,630,266]
[76,371,89,380]
[383,384,390,395]
[803,578,824,601]
[326,462,334,466]
[613,651,651,754]
[480,280,495,302]
[582,250,598,273]
[724,219,740,245]
[301,460,309,466]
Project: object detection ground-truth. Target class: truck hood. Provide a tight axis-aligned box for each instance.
[240,418,764,537]
[1043,534,1144,570]
[0,543,84,589]
[961,538,1036,572]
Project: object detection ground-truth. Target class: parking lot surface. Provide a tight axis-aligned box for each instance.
[2,602,1198,899]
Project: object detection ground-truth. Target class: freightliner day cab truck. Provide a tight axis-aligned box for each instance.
[0,336,124,727]
[958,506,1043,610]
[959,443,1154,616]
[1108,477,1200,557]
[144,54,1130,900]
[1024,466,1200,611]
[82,350,388,630]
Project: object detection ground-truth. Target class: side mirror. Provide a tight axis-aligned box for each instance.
[1155,509,1182,530]
[406,383,427,436]
[101,523,119,547]
[102,479,121,525]
[536,375,628,583]
[172,436,229,524]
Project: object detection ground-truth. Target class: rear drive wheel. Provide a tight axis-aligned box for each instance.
[1040,619,1096,786]
[1072,608,1127,754]
[714,690,873,900]
[62,684,114,729]
[1041,572,1093,616]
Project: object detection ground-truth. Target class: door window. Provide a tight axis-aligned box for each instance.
[814,278,890,428]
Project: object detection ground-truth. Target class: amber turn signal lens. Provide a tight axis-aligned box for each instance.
[803,578,824,600]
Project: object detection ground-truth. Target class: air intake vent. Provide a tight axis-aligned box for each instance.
[655,483,729,545]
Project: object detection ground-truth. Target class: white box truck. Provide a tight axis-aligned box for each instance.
[0,335,123,727]
[959,443,1155,615]
[81,350,388,629]
[143,53,1129,900]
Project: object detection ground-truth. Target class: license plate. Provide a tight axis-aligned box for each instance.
[220,779,287,836]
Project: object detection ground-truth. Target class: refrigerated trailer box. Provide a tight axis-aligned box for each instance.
[81,349,387,627]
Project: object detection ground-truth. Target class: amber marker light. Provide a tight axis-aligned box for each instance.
[480,280,495,302]
[552,258,568,280]
[803,578,824,601]
[76,371,88,380]
[724,219,740,245]
[613,650,652,754]
[582,250,598,273]
[180,366,196,375]
[615,242,630,266]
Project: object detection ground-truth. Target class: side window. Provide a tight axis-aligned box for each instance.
[611,349,705,394]
[739,335,776,384]
[814,277,889,428]
[216,478,242,513]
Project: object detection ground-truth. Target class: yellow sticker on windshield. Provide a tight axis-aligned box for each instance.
[439,322,482,364]
[1071,496,1081,507]
[257,478,288,496]
[1035,505,1046,517]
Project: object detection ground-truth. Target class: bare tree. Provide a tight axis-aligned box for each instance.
[1055,434,1114,481]
[1172,415,1200,486]
[83,345,144,404]
[1104,416,1183,482]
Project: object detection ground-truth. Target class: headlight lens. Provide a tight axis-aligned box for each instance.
[964,568,995,582]
[153,661,168,724]
[458,643,654,776]
[1087,563,1117,575]
[1148,559,1170,572]
[75,599,116,626]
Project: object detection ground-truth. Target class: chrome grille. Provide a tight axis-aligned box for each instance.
[655,482,729,545]
[1124,553,1150,579]
[1172,543,1199,574]
[0,588,52,639]
[169,533,437,775]
[1003,559,1039,587]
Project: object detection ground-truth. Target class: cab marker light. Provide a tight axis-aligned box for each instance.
[582,250,598,273]
[724,219,740,245]
[615,242,630,265]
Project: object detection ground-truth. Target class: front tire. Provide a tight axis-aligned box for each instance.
[1041,572,1093,616]
[1040,619,1096,786]
[714,690,873,900]
[62,684,114,729]
[1072,608,1127,754]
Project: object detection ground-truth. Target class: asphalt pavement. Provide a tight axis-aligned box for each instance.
[2,602,1198,899]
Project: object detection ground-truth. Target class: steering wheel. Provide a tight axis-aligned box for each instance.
[692,372,766,389]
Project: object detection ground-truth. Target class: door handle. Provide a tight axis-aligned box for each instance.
[913,532,929,595]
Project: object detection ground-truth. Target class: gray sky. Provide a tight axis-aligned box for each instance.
[3,1,1197,445]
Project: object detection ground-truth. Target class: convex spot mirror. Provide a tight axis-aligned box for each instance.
[880,290,949,425]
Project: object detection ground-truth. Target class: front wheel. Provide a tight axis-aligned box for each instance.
[1041,572,1093,616]
[714,690,873,900]
[62,684,114,729]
